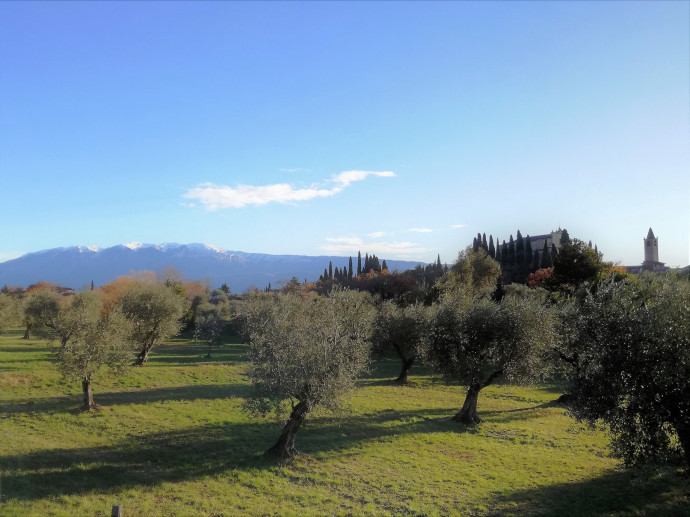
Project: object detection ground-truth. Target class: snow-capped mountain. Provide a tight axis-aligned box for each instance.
[0,243,425,292]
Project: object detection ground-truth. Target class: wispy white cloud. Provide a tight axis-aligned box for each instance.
[451,224,466,229]
[367,231,386,238]
[184,170,395,211]
[331,170,395,189]
[408,227,433,233]
[279,167,311,173]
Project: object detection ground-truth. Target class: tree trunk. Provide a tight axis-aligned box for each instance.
[23,323,31,339]
[81,377,99,411]
[452,369,504,425]
[266,400,309,460]
[135,343,153,366]
[395,357,415,384]
[453,384,482,424]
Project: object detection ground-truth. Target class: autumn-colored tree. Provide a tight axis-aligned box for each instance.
[527,268,554,288]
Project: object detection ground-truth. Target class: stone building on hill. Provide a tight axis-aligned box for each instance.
[524,228,565,262]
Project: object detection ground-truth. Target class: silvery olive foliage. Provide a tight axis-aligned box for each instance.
[567,273,690,469]
[0,293,22,332]
[239,287,375,418]
[55,296,131,382]
[371,300,435,383]
[40,290,133,409]
[117,282,186,365]
[423,291,557,423]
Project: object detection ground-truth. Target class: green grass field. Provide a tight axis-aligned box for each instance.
[0,328,688,516]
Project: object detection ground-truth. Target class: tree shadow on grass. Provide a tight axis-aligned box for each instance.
[143,343,249,366]
[0,406,473,501]
[0,383,252,414]
[0,346,52,354]
[485,468,690,516]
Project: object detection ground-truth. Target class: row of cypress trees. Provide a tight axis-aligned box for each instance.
[473,229,571,283]
[319,251,389,282]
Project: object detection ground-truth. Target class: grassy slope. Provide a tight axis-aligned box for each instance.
[0,328,688,516]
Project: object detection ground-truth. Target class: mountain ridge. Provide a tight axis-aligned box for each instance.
[0,243,427,292]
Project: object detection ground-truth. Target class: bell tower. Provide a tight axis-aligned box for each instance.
[642,228,666,271]
[643,228,658,263]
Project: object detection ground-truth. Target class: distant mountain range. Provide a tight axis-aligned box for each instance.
[0,243,426,292]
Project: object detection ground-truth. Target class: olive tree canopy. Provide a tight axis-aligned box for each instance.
[425,292,556,424]
[239,287,375,459]
[567,273,690,470]
[118,282,186,366]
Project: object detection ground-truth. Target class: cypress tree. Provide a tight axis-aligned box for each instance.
[532,250,540,271]
[382,259,388,271]
[525,236,533,271]
[488,236,495,259]
[372,255,381,272]
[328,261,333,279]
[473,237,479,252]
[364,253,369,273]
[495,241,501,262]
[501,240,509,266]
[482,233,488,251]
[551,243,558,262]
[541,241,552,268]
[324,268,329,281]
[437,254,442,270]
[348,257,353,278]
[560,229,570,245]
[515,230,524,268]
[357,251,362,276]
[508,235,516,266]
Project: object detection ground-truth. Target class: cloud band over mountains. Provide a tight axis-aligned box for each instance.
[184,170,395,210]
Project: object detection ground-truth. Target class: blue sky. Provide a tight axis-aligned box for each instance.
[1,1,688,268]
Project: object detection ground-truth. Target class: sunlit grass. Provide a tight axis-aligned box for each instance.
[0,328,687,516]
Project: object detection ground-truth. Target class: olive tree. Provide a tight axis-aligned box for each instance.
[425,293,556,424]
[567,273,690,470]
[22,289,61,340]
[32,290,132,410]
[371,301,433,384]
[194,301,225,358]
[0,293,22,332]
[118,283,186,366]
[238,287,374,459]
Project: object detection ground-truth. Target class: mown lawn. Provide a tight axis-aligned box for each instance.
[0,328,688,516]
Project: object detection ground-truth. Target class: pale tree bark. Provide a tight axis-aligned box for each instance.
[81,377,99,411]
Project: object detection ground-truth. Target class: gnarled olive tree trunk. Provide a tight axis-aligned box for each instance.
[135,339,156,366]
[452,369,504,425]
[81,376,99,411]
[267,400,309,459]
[395,357,415,384]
